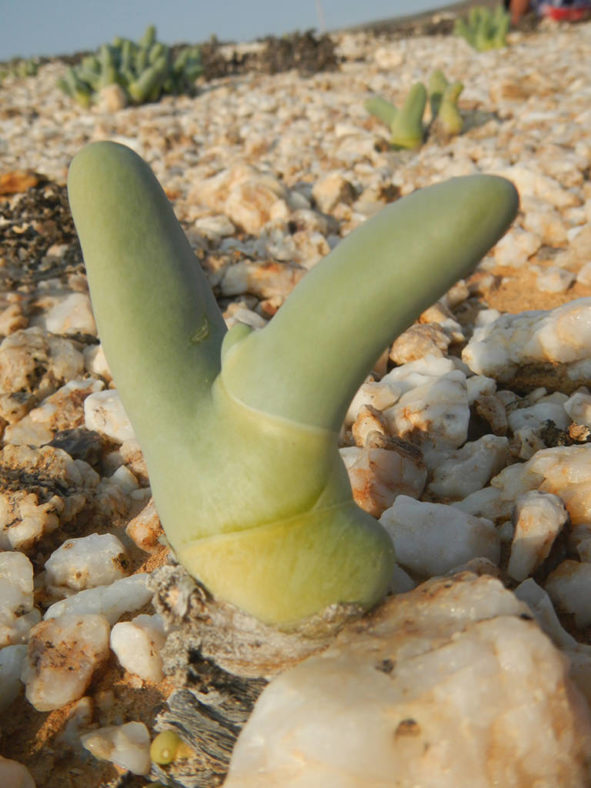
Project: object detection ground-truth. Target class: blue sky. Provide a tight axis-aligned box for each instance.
[0,0,452,61]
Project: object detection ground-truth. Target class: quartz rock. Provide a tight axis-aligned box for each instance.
[45,533,129,594]
[81,721,151,775]
[493,227,541,267]
[110,613,166,682]
[0,756,35,788]
[83,343,112,381]
[453,485,512,524]
[537,266,576,294]
[219,260,305,300]
[0,445,98,550]
[22,613,110,711]
[3,377,104,447]
[340,444,426,518]
[126,497,162,552]
[508,397,570,434]
[515,578,591,705]
[462,299,591,391]
[194,214,236,242]
[0,551,39,646]
[190,164,290,235]
[564,390,591,427]
[0,302,28,337]
[32,292,97,336]
[527,444,591,525]
[44,573,153,624]
[57,696,94,748]
[507,491,568,581]
[0,644,27,711]
[499,165,579,209]
[311,172,356,214]
[577,262,591,286]
[428,434,510,501]
[521,204,568,246]
[382,364,470,464]
[0,327,84,417]
[389,323,451,364]
[545,561,591,628]
[345,379,397,425]
[225,180,290,233]
[350,403,388,446]
[84,389,135,443]
[380,495,500,577]
[226,573,591,787]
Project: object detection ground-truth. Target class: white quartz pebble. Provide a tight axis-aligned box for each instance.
[345,379,397,425]
[564,390,591,427]
[383,367,470,462]
[462,298,591,384]
[44,573,152,625]
[340,445,426,518]
[126,497,162,553]
[22,614,110,711]
[110,614,166,682]
[545,561,591,628]
[508,400,570,433]
[493,227,541,267]
[577,261,591,286]
[507,491,568,581]
[0,551,40,646]
[34,292,97,336]
[225,573,591,787]
[0,756,35,788]
[45,533,129,593]
[428,434,509,500]
[537,266,576,293]
[453,485,513,524]
[84,389,136,443]
[83,343,112,380]
[380,495,500,577]
[81,721,151,775]
[0,644,27,711]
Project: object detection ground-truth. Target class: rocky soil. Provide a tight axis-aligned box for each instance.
[2,9,591,787]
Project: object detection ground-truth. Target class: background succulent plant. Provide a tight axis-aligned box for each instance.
[0,57,40,83]
[454,5,511,51]
[57,25,203,107]
[365,70,464,149]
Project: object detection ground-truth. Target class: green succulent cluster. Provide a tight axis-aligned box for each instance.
[454,5,510,52]
[0,57,40,83]
[57,25,203,108]
[365,70,464,150]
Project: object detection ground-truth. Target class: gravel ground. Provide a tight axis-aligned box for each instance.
[2,9,591,787]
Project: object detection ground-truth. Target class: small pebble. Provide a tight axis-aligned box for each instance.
[507,491,568,582]
[45,533,130,594]
[22,613,110,711]
[84,389,136,443]
[380,495,500,577]
[81,721,151,776]
[545,561,591,628]
[44,573,153,625]
[110,613,166,682]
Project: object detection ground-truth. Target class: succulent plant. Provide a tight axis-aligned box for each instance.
[57,25,203,107]
[68,141,518,627]
[428,69,464,138]
[365,82,426,150]
[366,70,463,149]
[454,5,511,52]
[0,57,40,83]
